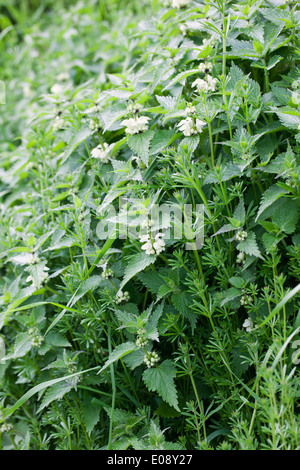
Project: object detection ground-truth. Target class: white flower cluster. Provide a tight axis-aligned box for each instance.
[26,266,49,288]
[86,103,101,115]
[50,83,64,95]
[185,104,197,116]
[240,294,253,306]
[28,253,40,265]
[91,143,113,163]
[89,118,102,132]
[236,230,248,242]
[192,74,217,92]
[177,116,206,136]
[140,232,165,256]
[127,102,143,114]
[101,267,113,279]
[121,116,150,135]
[236,252,245,264]
[135,328,148,348]
[242,317,254,332]
[57,72,69,82]
[144,351,160,368]
[115,290,130,304]
[0,422,13,434]
[28,327,44,347]
[53,116,64,131]
[171,0,191,8]
[198,61,213,74]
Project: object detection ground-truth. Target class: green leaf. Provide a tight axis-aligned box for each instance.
[120,252,156,290]
[82,398,101,434]
[61,127,92,164]
[237,231,263,259]
[127,130,155,166]
[256,185,289,221]
[272,199,299,234]
[37,381,73,413]
[99,342,137,373]
[142,360,179,411]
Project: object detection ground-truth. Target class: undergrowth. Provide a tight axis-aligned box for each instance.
[0,0,300,450]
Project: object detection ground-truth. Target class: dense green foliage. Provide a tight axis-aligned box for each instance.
[0,0,300,450]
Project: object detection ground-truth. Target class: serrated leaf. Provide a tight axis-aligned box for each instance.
[256,184,289,221]
[142,360,179,411]
[72,275,102,304]
[37,381,73,413]
[99,342,137,373]
[82,398,101,434]
[120,252,156,290]
[237,231,263,259]
[127,130,155,166]
[61,127,92,164]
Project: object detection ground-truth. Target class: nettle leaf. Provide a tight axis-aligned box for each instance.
[99,342,137,373]
[127,130,155,166]
[142,360,179,411]
[61,127,92,164]
[37,381,73,413]
[155,95,177,110]
[24,261,48,289]
[82,398,101,434]
[237,231,263,259]
[162,69,199,91]
[272,199,299,234]
[120,252,156,291]
[149,130,178,156]
[123,349,145,370]
[72,275,102,304]
[220,287,242,307]
[233,198,246,226]
[171,292,197,331]
[137,271,162,294]
[256,184,289,221]
[11,332,32,359]
[272,107,300,130]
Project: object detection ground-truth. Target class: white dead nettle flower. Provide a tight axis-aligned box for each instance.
[185,105,197,116]
[172,0,191,8]
[192,74,217,93]
[198,61,213,74]
[0,422,13,433]
[57,72,69,82]
[101,265,113,279]
[121,116,150,135]
[236,252,245,264]
[127,102,143,114]
[115,290,130,304]
[144,351,160,368]
[87,103,101,115]
[26,266,49,288]
[206,74,217,91]
[177,117,206,136]
[140,232,165,256]
[180,24,187,36]
[192,78,209,92]
[240,294,253,306]
[89,118,102,131]
[91,143,114,163]
[53,116,64,131]
[236,230,248,242]
[242,317,254,332]
[50,83,64,95]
